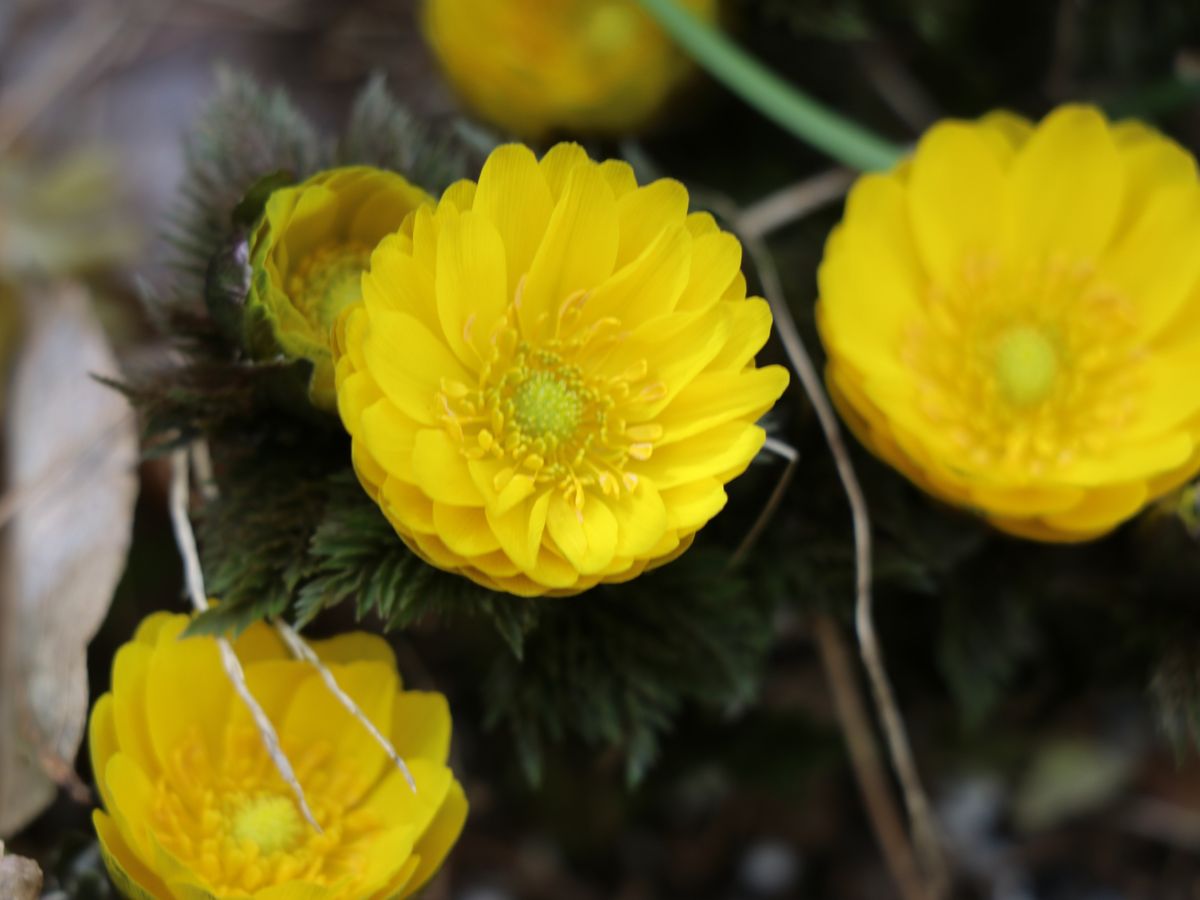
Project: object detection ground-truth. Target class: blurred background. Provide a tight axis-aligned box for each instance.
[3,1,1200,898]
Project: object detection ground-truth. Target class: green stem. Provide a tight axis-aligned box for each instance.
[636,0,905,171]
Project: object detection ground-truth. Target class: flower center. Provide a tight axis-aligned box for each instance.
[512,370,584,441]
[994,324,1058,406]
[438,284,665,507]
[902,254,1142,475]
[231,794,302,855]
[146,729,385,895]
[289,242,373,331]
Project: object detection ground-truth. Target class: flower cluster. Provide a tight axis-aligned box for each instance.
[420,0,719,138]
[818,105,1200,540]
[333,143,789,595]
[91,613,465,899]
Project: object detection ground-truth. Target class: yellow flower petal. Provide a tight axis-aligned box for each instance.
[615,178,690,268]
[145,620,229,771]
[472,144,555,294]
[521,156,619,338]
[1103,184,1200,340]
[391,691,452,763]
[676,231,743,312]
[584,223,691,327]
[111,642,157,776]
[310,632,397,668]
[433,502,504,556]
[361,400,419,479]
[657,366,791,446]
[640,421,765,490]
[88,694,119,810]
[909,120,1007,282]
[404,779,469,897]
[363,310,470,425]
[282,661,398,804]
[486,491,551,571]
[609,480,669,559]
[412,428,485,506]
[94,811,169,900]
[1005,104,1123,259]
[436,208,510,365]
[546,492,620,574]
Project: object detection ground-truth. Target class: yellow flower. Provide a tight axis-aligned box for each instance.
[90,613,466,899]
[333,143,789,596]
[420,0,718,139]
[818,105,1200,541]
[246,167,432,411]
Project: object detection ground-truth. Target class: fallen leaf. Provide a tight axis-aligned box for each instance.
[0,283,139,836]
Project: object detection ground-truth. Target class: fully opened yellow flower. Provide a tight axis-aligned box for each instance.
[818,105,1200,541]
[246,167,431,410]
[90,613,466,898]
[334,143,789,596]
[421,0,718,139]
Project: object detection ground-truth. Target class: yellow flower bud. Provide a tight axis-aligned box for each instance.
[245,167,432,411]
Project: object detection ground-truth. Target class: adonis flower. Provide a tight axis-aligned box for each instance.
[420,0,718,139]
[90,613,465,898]
[818,105,1200,541]
[245,167,431,411]
[334,143,789,596]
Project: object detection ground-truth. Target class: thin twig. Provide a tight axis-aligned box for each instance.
[167,450,321,833]
[854,42,941,133]
[812,613,930,900]
[736,225,950,897]
[735,169,855,241]
[182,443,419,793]
[274,619,418,793]
[190,441,218,502]
[730,437,800,567]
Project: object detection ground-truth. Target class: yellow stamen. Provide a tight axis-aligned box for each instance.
[288,242,373,330]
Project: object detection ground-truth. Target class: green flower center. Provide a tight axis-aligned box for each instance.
[512,369,584,442]
[289,243,373,331]
[230,794,303,855]
[994,324,1059,406]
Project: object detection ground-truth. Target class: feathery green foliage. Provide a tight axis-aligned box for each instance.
[484,551,775,785]
[338,74,472,193]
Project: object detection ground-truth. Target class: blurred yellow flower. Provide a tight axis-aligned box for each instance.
[334,143,788,596]
[818,105,1200,541]
[246,167,432,411]
[421,0,718,139]
[90,613,466,899]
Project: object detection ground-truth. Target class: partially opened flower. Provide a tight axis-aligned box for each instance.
[245,167,432,411]
[818,105,1200,541]
[420,0,718,139]
[90,612,466,898]
[334,143,789,596]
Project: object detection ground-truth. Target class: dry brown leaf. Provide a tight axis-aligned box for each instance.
[0,282,138,837]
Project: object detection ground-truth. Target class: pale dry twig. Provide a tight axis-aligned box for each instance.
[167,449,322,833]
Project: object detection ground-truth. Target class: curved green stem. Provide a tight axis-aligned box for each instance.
[636,0,905,171]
